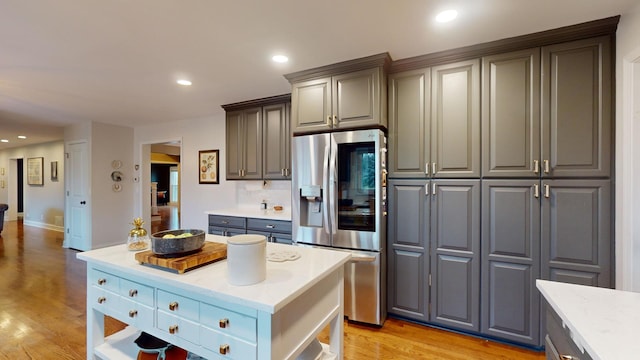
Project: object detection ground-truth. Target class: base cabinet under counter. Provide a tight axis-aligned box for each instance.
[208,213,293,245]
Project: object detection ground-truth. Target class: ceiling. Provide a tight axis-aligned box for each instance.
[0,0,636,150]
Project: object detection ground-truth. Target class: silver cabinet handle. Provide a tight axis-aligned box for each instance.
[560,356,577,360]
[534,183,539,198]
[432,162,436,176]
[281,169,285,176]
[332,115,338,127]
[266,224,275,229]
[432,183,436,195]
[326,115,332,126]
[425,183,429,196]
[425,162,430,176]
[533,160,539,174]
[544,184,550,198]
[544,159,550,174]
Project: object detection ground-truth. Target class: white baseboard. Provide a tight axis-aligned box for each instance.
[23,220,65,232]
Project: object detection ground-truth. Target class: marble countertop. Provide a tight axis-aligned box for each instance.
[537,279,640,360]
[77,234,349,313]
[206,207,292,221]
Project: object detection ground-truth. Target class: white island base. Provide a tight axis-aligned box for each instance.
[78,235,351,360]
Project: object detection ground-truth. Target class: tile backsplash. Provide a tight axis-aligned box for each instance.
[236,180,292,210]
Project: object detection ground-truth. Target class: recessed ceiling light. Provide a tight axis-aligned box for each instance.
[176,79,192,86]
[272,55,289,63]
[18,135,26,139]
[1,139,8,143]
[436,9,458,23]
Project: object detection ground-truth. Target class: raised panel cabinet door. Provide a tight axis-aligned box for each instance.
[541,179,611,287]
[387,179,430,321]
[541,36,612,178]
[482,49,541,178]
[430,180,480,332]
[388,69,430,178]
[263,103,290,180]
[241,108,263,180]
[481,180,541,346]
[431,59,481,178]
[333,67,383,129]
[291,77,332,134]
[225,110,244,180]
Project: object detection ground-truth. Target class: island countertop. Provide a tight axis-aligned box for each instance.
[206,207,292,221]
[537,279,640,360]
[77,234,348,314]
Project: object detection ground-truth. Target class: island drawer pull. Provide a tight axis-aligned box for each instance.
[219,318,229,328]
[97,296,106,304]
[219,344,230,355]
[169,325,178,334]
[169,301,179,311]
[129,310,137,318]
[129,289,138,297]
[97,278,107,285]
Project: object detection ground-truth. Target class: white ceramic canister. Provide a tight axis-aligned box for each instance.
[226,234,267,286]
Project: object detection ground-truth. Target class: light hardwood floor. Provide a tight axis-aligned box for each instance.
[0,220,544,359]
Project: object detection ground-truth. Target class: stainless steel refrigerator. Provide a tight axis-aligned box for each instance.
[292,128,387,325]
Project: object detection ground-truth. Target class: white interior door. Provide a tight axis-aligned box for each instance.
[65,141,90,250]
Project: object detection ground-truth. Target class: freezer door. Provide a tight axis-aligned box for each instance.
[344,249,386,326]
[292,133,332,246]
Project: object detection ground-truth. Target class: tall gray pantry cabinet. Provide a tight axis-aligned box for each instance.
[386,18,615,349]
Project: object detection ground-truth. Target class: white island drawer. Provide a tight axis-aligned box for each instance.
[157,290,199,321]
[200,326,257,359]
[157,311,200,345]
[200,302,257,342]
[119,278,154,307]
[89,269,120,293]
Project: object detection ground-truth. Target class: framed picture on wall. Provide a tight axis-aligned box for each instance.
[198,149,219,184]
[27,157,44,185]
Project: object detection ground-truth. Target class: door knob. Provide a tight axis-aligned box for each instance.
[80,201,86,205]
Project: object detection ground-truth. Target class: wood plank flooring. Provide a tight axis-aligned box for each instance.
[0,219,545,359]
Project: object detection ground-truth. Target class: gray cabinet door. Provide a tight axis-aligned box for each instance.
[333,68,384,130]
[482,49,541,178]
[263,103,290,180]
[481,180,541,346]
[387,179,430,322]
[291,77,332,134]
[388,69,430,178]
[431,60,480,178]
[541,36,611,178]
[225,108,262,180]
[430,180,480,331]
[541,179,611,287]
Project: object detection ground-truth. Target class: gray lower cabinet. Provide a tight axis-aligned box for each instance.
[208,215,293,245]
[541,179,611,287]
[387,179,480,333]
[226,108,262,180]
[263,103,291,180]
[208,215,247,237]
[481,180,541,346]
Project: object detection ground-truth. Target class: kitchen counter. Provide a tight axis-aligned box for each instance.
[206,207,291,221]
[537,279,640,360]
[78,234,350,359]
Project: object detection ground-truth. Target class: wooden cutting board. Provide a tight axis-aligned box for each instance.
[135,242,227,274]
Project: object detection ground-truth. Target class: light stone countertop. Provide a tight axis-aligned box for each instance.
[206,207,292,221]
[537,279,640,360]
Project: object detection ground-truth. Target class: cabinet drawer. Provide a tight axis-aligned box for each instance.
[546,308,592,360]
[200,325,257,359]
[89,269,120,293]
[157,311,200,345]
[120,297,154,328]
[246,218,291,234]
[119,278,154,307]
[200,302,257,342]
[88,285,120,317]
[209,215,246,229]
[157,290,199,322]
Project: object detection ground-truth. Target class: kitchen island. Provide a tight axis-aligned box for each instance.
[537,279,640,360]
[77,234,350,360]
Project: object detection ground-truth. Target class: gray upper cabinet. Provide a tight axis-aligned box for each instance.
[388,69,430,178]
[541,37,611,178]
[431,60,481,178]
[226,107,262,180]
[482,49,541,178]
[481,180,541,346]
[429,180,480,332]
[263,103,291,179]
[387,179,430,322]
[541,179,611,287]
[285,53,390,134]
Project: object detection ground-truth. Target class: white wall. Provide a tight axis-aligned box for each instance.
[615,3,640,291]
[0,141,65,230]
[134,114,292,232]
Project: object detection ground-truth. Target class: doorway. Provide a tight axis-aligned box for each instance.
[142,140,182,234]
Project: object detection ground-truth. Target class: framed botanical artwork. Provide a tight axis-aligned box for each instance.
[199,149,219,184]
[27,157,44,186]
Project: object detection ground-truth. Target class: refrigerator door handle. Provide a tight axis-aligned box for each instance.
[329,138,337,236]
[322,144,331,235]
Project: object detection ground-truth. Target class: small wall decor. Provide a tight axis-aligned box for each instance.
[199,149,219,184]
[51,161,58,181]
[27,157,44,185]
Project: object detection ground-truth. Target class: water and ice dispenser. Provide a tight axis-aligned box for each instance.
[299,185,323,227]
